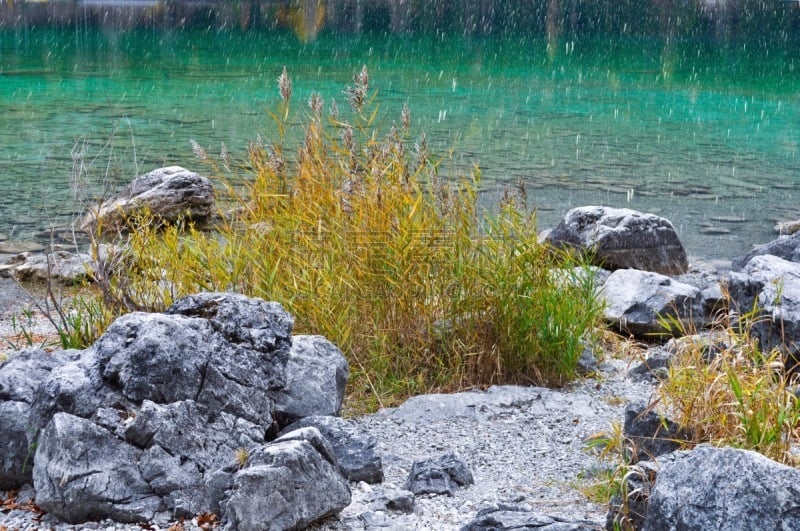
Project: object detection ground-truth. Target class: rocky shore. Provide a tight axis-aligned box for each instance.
[4,170,800,531]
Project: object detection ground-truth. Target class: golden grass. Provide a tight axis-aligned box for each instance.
[91,67,605,410]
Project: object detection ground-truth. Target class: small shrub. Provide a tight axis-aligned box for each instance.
[97,67,605,409]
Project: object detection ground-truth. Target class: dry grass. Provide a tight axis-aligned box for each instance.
[89,67,605,411]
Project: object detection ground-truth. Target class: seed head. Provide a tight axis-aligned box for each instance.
[190,139,208,161]
[330,99,339,121]
[308,92,324,118]
[346,65,369,114]
[401,102,411,134]
[278,66,292,104]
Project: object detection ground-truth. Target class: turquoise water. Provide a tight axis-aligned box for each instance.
[1,27,799,262]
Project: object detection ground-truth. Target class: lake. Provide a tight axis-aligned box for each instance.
[1,22,798,263]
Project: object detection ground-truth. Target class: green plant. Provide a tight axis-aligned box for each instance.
[657,308,800,464]
[94,67,605,411]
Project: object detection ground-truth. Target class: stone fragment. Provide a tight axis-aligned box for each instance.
[270,334,349,428]
[463,505,598,530]
[82,166,215,235]
[623,402,690,463]
[402,453,474,496]
[223,439,351,531]
[545,206,688,275]
[280,415,383,484]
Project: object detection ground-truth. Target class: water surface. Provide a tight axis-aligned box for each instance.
[1,27,798,263]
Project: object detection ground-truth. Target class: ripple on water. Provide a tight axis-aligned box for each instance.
[0,241,46,253]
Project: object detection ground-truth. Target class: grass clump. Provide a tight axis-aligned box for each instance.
[95,66,604,410]
[657,316,800,464]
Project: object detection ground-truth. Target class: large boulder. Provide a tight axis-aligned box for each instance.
[545,206,689,275]
[727,255,800,365]
[0,292,352,529]
[82,166,215,235]
[601,269,704,339]
[643,446,800,530]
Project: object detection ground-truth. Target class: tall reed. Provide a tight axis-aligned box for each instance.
[101,67,605,409]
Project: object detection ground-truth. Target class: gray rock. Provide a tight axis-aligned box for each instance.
[463,505,598,530]
[403,453,474,496]
[0,349,79,489]
[28,347,126,442]
[643,445,800,531]
[545,206,688,275]
[627,345,673,381]
[0,292,355,528]
[0,348,66,404]
[0,251,96,284]
[623,402,690,463]
[606,458,660,531]
[123,399,263,516]
[97,294,292,427]
[370,488,415,514]
[386,385,547,424]
[272,426,339,467]
[0,401,34,490]
[732,231,800,270]
[33,413,162,524]
[165,291,293,354]
[223,439,351,531]
[602,269,704,339]
[270,334,349,428]
[727,255,800,366]
[279,415,383,484]
[82,166,215,235]
[676,267,726,320]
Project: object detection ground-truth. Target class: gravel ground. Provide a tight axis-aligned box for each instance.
[0,277,60,356]
[0,275,656,531]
